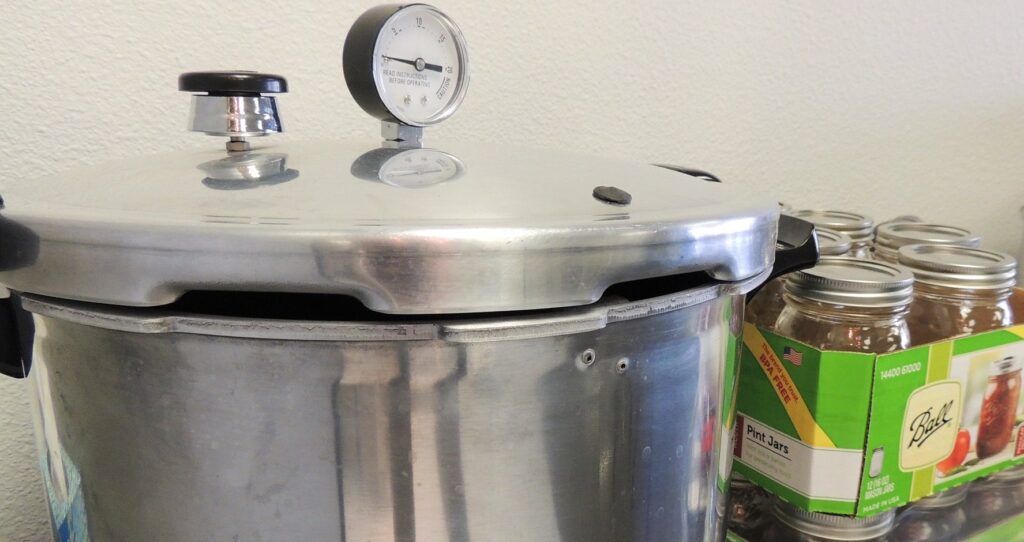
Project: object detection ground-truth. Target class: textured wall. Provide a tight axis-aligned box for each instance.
[2,1,1024,539]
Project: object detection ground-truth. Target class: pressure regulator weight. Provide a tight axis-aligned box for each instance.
[344,4,470,134]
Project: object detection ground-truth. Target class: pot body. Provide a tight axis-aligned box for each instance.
[23,284,748,542]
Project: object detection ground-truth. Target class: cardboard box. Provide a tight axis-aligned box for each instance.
[733,321,1024,517]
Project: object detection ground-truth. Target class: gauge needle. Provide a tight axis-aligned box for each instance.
[382,55,443,73]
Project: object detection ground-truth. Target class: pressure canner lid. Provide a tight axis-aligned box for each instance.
[0,141,780,314]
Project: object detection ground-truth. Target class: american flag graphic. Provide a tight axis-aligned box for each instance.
[783,346,803,366]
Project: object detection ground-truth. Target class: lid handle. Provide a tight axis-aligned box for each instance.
[179,71,288,152]
[758,214,820,297]
[653,164,820,296]
[0,292,32,379]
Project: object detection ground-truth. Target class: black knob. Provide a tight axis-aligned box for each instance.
[178,71,288,96]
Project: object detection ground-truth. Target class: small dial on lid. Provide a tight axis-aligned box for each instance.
[344,4,470,127]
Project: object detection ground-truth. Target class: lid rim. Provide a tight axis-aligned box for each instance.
[772,499,894,540]
[898,244,1017,291]
[816,228,853,257]
[19,270,769,341]
[0,140,780,313]
[786,257,914,308]
[875,222,980,251]
[790,210,874,239]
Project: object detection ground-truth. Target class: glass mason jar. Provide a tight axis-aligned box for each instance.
[765,498,895,541]
[976,357,1022,459]
[891,484,969,542]
[746,228,852,331]
[790,210,875,258]
[872,223,980,264]
[899,245,1017,346]
[775,258,914,353]
[727,473,770,539]
[964,465,1024,532]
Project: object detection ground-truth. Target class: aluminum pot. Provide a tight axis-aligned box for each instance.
[23,280,754,542]
[0,73,817,541]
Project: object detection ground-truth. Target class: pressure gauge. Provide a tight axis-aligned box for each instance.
[344,4,470,128]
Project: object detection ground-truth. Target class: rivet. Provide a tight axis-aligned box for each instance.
[616,358,630,374]
[578,348,597,368]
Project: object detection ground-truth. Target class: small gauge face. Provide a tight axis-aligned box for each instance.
[345,4,469,127]
[377,148,464,188]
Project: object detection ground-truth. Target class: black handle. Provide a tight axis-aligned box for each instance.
[0,293,32,379]
[652,163,819,297]
[751,214,819,297]
[0,198,36,379]
[178,71,288,96]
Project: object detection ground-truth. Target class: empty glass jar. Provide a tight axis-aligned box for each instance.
[765,498,895,541]
[746,228,852,331]
[775,258,914,353]
[872,223,980,264]
[790,210,875,258]
[899,245,1017,346]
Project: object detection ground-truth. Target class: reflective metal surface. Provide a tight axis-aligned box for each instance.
[873,222,979,262]
[187,95,282,137]
[898,244,1017,290]
[0,141,777,312]
[23,277,753,542]
[199,152,299,190]
[786,257,914,308]
[350,147,464,188]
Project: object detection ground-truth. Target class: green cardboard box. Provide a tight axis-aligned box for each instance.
[733,321,1024,517]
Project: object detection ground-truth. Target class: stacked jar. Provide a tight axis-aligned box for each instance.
[891,484,969,542]
[872,223,980,264]
[775,258,914,354]
[746,228,852,331]
[790,210,875,258]
[765,498,895,541]
[898,245,1018,346]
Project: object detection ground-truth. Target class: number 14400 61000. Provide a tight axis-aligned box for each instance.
[880,362,922,380]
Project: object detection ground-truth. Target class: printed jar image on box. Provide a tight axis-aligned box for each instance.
[734,323,1024,517]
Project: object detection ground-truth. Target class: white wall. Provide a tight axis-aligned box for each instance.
[2,1,1024,539]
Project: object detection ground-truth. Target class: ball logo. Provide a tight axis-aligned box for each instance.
[899,381,962,472]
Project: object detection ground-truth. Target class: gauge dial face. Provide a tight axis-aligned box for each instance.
[371,5,469,126]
